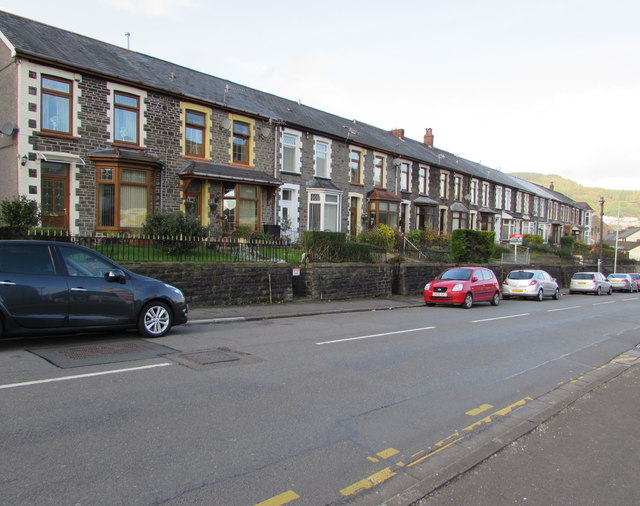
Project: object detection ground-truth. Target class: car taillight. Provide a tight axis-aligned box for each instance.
[502,280,508,285]
[529,280,538,286]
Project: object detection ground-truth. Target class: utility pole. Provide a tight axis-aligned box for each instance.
[599,197,605,271]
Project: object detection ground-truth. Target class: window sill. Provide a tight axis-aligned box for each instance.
[183,154,210,162]
[280,170,301,176]
[110,142,143,150]
[35,131,79,141]
[349,182,364,187]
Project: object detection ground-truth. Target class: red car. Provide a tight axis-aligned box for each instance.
[424,267,501,309]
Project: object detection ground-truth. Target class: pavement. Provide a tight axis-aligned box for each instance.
[186,296,640,506]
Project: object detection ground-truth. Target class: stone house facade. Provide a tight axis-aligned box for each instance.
[0,11,593,244]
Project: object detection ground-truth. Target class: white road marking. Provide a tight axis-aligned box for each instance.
[316,326,436,345]
[623,297,639,301]
[0,363,172,391]
[547,306,581,312]
[472,313,529,323]
[592,301,616,306]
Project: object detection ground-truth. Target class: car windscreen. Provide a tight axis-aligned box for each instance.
[573,273,594,280]
[440,268,473,281]
[508,271,534,280]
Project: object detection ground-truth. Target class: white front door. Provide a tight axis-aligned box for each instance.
[280,184,300,241]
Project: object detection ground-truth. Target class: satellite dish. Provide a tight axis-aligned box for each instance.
[0,122,18,136]
[220,118,231,131]
[392,158,402,166]
[261,127,271,138]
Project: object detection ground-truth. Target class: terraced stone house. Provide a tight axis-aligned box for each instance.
[0,11,593,245]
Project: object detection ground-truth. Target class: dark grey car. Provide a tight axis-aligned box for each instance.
[0,240,188,338]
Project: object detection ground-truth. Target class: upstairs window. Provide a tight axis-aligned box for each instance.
[282,132,301,173]
[114,92,139,144]
[482,182,490,207]
[373,155,386,187]
[185,110,206,157]
[440,171,449,199]
[418,166,428,194]
[314,140,329,178]
[349,149,363,184]
[454,175,462,200]
[232,121,251,164]
[470,179,479,204]
[41,76,72,134]
[400,162,410,192]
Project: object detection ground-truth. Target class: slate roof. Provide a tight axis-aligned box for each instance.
[0,10,579,206]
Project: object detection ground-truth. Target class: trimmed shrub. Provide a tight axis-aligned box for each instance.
[0,195,40,231]
[356,224,396,252]
[450,229,496,264]
[303,231,374,263]
[142,211,208,256]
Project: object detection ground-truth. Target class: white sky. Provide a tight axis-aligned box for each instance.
[2,0,639,190]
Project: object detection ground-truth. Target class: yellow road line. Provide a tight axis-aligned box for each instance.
[340,467,397,496]
[466,404,493,416]
[255,490,300,506]
[463,397,533,432]
[407,437,464,467]
[377,448,399,459]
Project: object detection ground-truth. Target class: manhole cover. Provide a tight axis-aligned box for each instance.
[27,341,178,369]
[181,350,240,365]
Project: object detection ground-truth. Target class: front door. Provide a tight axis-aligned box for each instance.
[41,161,69,229]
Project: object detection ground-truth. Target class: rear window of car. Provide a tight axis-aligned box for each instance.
[0,244,56,275]
[609,274,626,279]
[508,271,534,280]
[440,268,472,281]
[573,273,594,280]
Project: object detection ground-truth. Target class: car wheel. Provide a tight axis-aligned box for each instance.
[503,295,510,300]
[462,293,473,309]
[569,290,575,295]
[138,301,173,338]
[608,286,613,295]
[553,288,561,300]
[490,292,500,306]
[536,289,544,302]
[425,302,435,307]
[596,287,601,296]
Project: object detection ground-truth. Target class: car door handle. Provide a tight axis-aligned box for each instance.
[0,280,16,286]
[70,287,88,292]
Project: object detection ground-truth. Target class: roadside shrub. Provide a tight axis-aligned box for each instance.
[357,224,396,252]
[523,234,544,245]
[560,235,575,250]
[405,229,425,246]
[0,195,40,231]
[303,231,375,262]
[142,211,208,256]
[450,229,496,264]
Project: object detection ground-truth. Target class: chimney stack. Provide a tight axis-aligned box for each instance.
[389,128,405,139]
[549,181,555,191]
[423,128,434,146]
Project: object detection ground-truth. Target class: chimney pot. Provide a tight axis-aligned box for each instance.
[549,181,555,191]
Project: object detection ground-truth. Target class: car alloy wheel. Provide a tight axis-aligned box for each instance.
[536,289,544,302]
[553,288,561,300]
[138,301,173,338]
[490,292,500,306]
[596,287,601,296]
[462,293,473,309]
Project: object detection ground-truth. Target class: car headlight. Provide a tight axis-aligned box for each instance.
[424,282,431,290]
[452,283,463,291]
[165,284,184,297]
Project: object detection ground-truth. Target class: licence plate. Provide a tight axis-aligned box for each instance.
[577,282,587,285]
[513,289,524,293]
[432,292,447,297]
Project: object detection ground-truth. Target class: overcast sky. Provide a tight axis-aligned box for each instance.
[2,0,639,190]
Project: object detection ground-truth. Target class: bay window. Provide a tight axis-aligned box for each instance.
[308,192,340,231]
[97,165,151,229]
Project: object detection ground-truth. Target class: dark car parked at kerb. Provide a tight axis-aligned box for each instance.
[0,240,188,339]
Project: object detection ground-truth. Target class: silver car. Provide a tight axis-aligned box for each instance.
[607,273,639,292]
[569,272,612,296]
[502,269,561,301]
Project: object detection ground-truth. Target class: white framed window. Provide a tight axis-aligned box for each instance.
[399,161,410,192]
[453,175,462,200]
[281,129,302,173]
[314,136,331,178]
[470,179,479,205]
[481,182,490,207]
[308,191,341,231]
[440,171,450,199]
[515,192,523,213]
[504,188,512,211]
[495,186,503,209]
[373,154,386,187]
[523,193,530,215]
[418,165,429,194]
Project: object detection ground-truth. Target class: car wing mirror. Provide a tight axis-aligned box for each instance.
[472,276,479,283]
[105,269,126,283]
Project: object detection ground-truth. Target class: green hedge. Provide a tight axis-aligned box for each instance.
[303,231,374,263]
[451,229,496,263]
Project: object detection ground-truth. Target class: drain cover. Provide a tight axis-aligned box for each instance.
[181,350,240,365]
